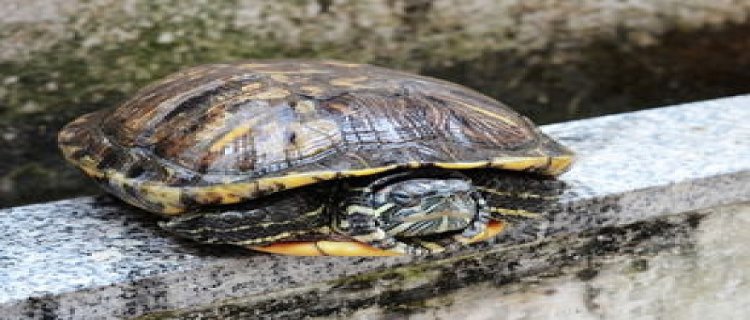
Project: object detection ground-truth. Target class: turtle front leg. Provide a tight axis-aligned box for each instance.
[335,203,429,255]
[443,192,494,246]
[411,192,505,253]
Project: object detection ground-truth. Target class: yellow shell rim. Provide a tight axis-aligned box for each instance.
[66,151,573,215]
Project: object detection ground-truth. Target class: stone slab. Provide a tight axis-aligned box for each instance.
[311,203,750,320]
[1,95,749,319]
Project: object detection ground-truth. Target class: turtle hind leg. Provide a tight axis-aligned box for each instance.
[159,188,330,247]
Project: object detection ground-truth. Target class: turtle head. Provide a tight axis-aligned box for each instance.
[370,177,476,237]
[336,171,498,255]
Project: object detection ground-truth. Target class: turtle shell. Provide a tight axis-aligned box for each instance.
[58,60,573,215]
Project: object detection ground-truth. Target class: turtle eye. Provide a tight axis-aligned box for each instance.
[391,192,419,207]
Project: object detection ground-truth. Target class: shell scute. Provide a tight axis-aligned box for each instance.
[59,60,573,214]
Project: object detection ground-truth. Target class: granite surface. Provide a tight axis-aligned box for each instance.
[1,95,749,319]
[305,203,750,320]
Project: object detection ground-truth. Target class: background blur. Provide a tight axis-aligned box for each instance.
[2,0,749,208]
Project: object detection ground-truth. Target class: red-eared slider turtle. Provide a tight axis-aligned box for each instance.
[58,60,573,256]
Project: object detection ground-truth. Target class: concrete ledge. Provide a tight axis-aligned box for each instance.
[1,95,749,319]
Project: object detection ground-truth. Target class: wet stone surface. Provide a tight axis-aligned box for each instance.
[0,95,749,319]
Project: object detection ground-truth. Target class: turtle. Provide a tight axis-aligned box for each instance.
[58,60,574,256]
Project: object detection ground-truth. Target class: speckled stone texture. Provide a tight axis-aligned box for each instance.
[1,95,749,319]
[321,203,750,320]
